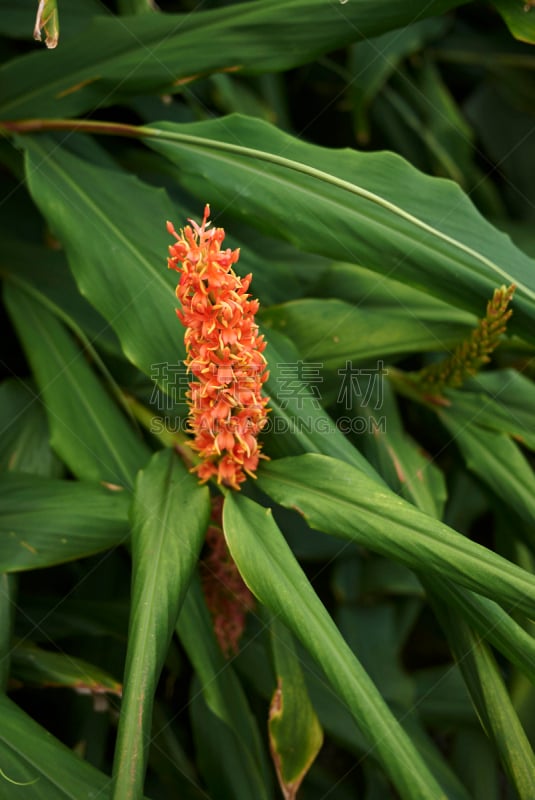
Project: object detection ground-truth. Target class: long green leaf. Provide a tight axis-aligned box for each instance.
[19,134,183,398]
[439,404,535,534]
[262,296,473,369]
[145,114,535,342]
[0,574,15,690]
[0,379,63,478]
[0,472,129,572]
[429,577,535,685]
[223,493,446,800]
[11,641,122,696]
[0,233,122,357]
[430,594,535,799]
[492,0,535,44]
[346,375,447,517]
[4,283,149,486]
[349,379,535,681]
[263,331,379,478]
[0,0,465,118]
[459,371,535,451]
[177,577,272,800]
[257,454,535,617]
[0,694,113,799]
[111,449,210,800]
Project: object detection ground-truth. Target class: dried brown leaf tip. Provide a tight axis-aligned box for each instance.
[33,0,59,48]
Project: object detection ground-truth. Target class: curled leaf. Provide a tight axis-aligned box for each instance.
[33,0,59,49]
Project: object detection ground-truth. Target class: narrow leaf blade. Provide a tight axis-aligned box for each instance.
[111,449,210,800]
[223,494,446,800]
[257,454,535,617]
[0,472,129,572]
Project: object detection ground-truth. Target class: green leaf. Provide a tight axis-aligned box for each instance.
[0,0,465,118]
[256,454,535,617]
[4,283,150,486]
[0,574,16,690]
[0,379,63,477]
[429,576,535,685]
[312,260,476,320]
[0,472,129,572]
[0,233,122,357]
[20,134,183,396]
[439,403,535,534]
[263,331,379,479]
[0,694,113,798]
[430,594,535,799]
[111,449,210,800]
[261,297,472,369]
[223,494,447,800]
[492,0,535,44]
[348,18,447,142]
[268,618,323,800]
[189,674,269,800]
[454,371,535,450]
[177,576,272,799]
[350,376,447,518]
[145,114,535,343]
[11,641,122,696]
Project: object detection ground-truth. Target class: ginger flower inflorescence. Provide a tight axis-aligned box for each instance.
[167,205,269,489]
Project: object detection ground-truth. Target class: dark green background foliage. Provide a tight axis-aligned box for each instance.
[0,1,535,798]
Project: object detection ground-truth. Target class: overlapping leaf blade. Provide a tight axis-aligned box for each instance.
[11,641,122,696]
[0,0,465,118]
[262,296,473,369]
[111,449,210,800]
[145,114,535,343]
[223,493,446,800]
[257,454,535,616]
[0,380,63,477]
[177,577,272,800]
[430,594,535,799]
[20,134,183,394]
[439,402,535,534]
[0,694,114,799]
[0,472,129,572]
[4,283,149,486]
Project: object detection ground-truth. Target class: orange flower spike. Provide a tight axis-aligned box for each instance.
[167,206,269,489]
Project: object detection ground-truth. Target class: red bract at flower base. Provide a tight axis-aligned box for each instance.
[200,496,255,656]
[167,205,270,490]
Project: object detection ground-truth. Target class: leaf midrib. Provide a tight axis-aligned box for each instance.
[150,128,535,302]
